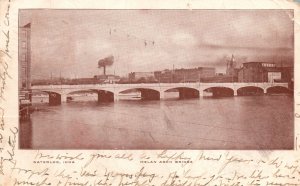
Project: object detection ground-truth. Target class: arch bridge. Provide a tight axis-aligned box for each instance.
[31,82,290,105]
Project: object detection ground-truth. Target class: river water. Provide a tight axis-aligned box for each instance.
[20,95,294,150]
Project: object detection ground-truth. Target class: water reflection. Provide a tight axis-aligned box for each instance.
[19,118,32,149]
[20,95,294,150]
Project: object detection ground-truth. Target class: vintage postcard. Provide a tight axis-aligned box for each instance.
[1,0,300,185]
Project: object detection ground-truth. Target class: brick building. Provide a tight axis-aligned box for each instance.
[154,67,216,83]
[19,23,32,119]
[19,23,31,90]
[238,62,293,83]
[128,72,156,83]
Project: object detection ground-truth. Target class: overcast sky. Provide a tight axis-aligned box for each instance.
[20,9,294,79]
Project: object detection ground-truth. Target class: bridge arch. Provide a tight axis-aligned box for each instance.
[66,89,98,95]
[32,89,62,95]
[65,89,99,102]
[66,89,115,102]
[237,86,264,96]
[119,88,160,100]
[203,87,234,97]
[266,86,292,94]
[164,87,199,99]
[31,90,62,106]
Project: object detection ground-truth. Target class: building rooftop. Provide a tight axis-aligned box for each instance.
[242,62,276,68]
[243,61,275,64]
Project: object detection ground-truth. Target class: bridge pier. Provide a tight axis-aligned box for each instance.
[114,93,119,101]
[234,89,238,96]
[160,91,165,100]
[199,90,204,98]
[61,94,67,103]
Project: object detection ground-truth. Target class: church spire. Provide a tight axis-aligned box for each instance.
[230,54,235,66]
[226,54,236,76]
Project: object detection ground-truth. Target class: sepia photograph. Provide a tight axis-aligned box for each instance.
[18,9,294,150]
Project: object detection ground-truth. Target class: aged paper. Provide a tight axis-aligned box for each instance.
[1,0,300,185]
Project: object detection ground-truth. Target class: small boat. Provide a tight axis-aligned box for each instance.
[119,92,141,100]
[66,96,74,102]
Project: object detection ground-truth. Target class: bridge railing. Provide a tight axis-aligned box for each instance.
[31,82,289,89]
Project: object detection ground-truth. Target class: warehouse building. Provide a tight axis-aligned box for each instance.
[238,62,293,83]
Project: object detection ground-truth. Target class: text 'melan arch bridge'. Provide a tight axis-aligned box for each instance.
[31,82,291,105]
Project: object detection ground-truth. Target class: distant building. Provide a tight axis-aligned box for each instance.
[216,73,225,76]
[128,72,156,83]
[19,23,32,108]
[174,67,215,82]
[238,62,292,83]
[280,67,294,82]
[201,75,236,83]
[225,54,239,82]
[129,72,155,79]
[19,23,31,90]
[154,70,172,83]
[94,75,120,83]
[154,67,215,83]
[19,23,32,119]
[226,54,235,76]
[105,75,121,83]
[198,67,216,78]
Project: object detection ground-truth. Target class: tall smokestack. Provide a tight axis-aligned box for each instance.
[98,55,114,76]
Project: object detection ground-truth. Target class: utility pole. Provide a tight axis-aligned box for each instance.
[60,71,62,84]
[172,64,174,83]
[50,72,52,85]
[113,69,116,84]
[198,70,201,86]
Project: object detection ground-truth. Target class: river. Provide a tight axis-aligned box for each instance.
[19,94,294,150]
